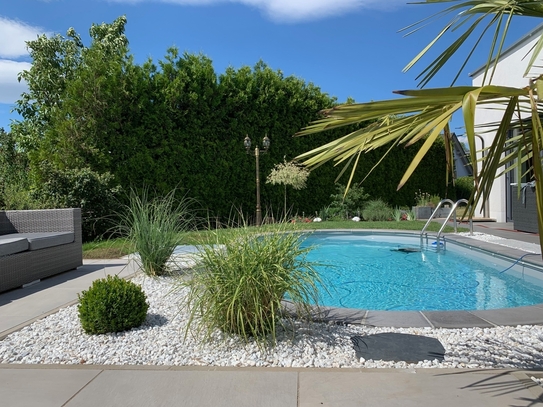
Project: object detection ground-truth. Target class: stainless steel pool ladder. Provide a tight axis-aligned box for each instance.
[420,199,474,250]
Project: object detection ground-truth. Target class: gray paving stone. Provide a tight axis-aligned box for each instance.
[0,316,31,333]
[298,370,543,407]
[365,311,431,327]
[65,369,298,407]
[422,311,494,328]
[0,260,136,338]
[471,305,543,326]
[312,306,366,324]
[0,368,100,407]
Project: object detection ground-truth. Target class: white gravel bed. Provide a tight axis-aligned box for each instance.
[1,274,543,370]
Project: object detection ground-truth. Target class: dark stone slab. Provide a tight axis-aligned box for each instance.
[351,333,445,362]
[422,311,493,328]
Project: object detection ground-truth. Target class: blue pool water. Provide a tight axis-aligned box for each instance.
[300,232,543,311]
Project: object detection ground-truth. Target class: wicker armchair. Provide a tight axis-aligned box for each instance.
[0,208,83,293]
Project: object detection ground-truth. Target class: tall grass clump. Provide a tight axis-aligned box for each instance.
[180,224,322,345]
[362,199,392,221]
[119,188,194,276]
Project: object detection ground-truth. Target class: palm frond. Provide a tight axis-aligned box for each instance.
[402,1,543,86]
[296,2,543,253]
[295,84,532,208]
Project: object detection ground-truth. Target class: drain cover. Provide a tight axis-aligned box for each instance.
[351,333,445,362]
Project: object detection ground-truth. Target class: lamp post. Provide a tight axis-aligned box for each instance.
[244,134,270,226]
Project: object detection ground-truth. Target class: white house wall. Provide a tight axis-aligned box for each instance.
[471,26,543,222]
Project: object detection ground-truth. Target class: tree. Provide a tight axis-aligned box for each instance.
[266,159,310,218]
[295,0,543,253]
[10,17,129,239]
[13,16,130,175]
[11,27,83,153]
[0,128,31,209]
[9,16,454,238]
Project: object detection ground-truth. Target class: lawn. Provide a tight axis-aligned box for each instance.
[82,219,466,259]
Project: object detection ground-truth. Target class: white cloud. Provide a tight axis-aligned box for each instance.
[0,17,46,104]
[109,0,405,22]
[0,17,45,58]
[0,60,31,104]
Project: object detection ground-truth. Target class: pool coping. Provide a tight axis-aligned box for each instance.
[299,229,543,329]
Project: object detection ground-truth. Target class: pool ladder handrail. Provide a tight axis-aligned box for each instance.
[420,199,474,249]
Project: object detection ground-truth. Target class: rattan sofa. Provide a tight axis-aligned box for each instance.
[0,208,83,293]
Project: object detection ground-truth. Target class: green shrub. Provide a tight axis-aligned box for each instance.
[31,165,122,242]
[406,208,417,221]
[429,194,442,207]
[1,183,38,210]
[362,199,392,221]
[319,205,344,221]
[328,184,370,218]
[77,275,149,334]
[318,205,331,221]
[392,207,403,222]
[0,128,35,210]
[179,224,322,345]
[414,190,431,207]
[455,176,474,200]
[118,188,194,276]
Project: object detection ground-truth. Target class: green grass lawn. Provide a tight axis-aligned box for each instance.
[83,219,467,259]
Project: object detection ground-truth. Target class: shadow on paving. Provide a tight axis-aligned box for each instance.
[0,262,128,306]
[435,369,543,406]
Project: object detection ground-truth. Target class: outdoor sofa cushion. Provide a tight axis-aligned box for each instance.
[16,232,75,251]
[0,236,29,256]
[0,232,75,254]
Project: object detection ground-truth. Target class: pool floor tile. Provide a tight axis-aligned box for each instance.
[422,311,494,328]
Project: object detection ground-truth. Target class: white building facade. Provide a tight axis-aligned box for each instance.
[470,24,543,222]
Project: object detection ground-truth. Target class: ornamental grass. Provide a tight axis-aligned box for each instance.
[179,224,322,346]
[118,188,194,276]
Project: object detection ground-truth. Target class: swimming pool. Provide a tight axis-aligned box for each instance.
[300,231,543,311]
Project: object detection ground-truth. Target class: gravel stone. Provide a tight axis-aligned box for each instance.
[1,273,543,371]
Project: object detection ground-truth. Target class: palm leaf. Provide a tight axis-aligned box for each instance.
[398,116,450,189]
[295,1,543,255]
[295,84,532,218]
[403,1,543,86]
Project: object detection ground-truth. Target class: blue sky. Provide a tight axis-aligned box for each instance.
[0,0,541,135]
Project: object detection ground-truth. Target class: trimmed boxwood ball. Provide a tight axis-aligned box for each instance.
[78,275,149,334]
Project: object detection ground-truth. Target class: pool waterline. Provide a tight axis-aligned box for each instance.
[293,229,543,328]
